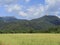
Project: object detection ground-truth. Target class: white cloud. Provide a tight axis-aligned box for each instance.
[21,4,45,19]
[0,0,60,20]
[27,4,44,16]
[13,4,21,10]
[5,4,22,12]
[0,0,30,6]
[45,0,60,16]
[8,4,44,19]
[25,0,30,2]
[0,0,17,5]
[19,11,28,16]
[0,0,50,19]
[7,8,13,12]
[4,4,44,19]
[19,11,27,16]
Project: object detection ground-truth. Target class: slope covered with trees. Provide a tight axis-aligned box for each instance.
[0,15,60,33]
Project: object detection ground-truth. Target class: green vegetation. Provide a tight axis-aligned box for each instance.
[0,15,60,33]
[0,34,60,45]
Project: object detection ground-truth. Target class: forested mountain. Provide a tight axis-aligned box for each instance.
[0,15,60,33]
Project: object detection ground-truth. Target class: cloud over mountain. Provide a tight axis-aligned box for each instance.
[45,0,60,17]
[0,0,60,19]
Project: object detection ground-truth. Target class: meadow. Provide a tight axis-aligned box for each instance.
[0,34,60,45]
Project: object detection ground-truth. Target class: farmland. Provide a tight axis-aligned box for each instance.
[0,34,60,45]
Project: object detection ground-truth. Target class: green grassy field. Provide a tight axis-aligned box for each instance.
[0,34,60,45]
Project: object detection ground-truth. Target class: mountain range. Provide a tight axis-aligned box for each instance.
[0,15,60,33]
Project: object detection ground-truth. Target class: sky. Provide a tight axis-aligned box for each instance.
[0,0,60,20]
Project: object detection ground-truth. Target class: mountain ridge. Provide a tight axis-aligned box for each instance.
[0,15,60,33]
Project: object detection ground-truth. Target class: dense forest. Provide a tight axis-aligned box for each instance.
[0,15,60,33]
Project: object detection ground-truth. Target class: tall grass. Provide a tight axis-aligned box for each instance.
[0,34,60,45]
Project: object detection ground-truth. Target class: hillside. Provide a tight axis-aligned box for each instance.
[0,15,60,33]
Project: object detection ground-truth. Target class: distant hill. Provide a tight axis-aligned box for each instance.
[0,15,60,33]
[0,17,17,22]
